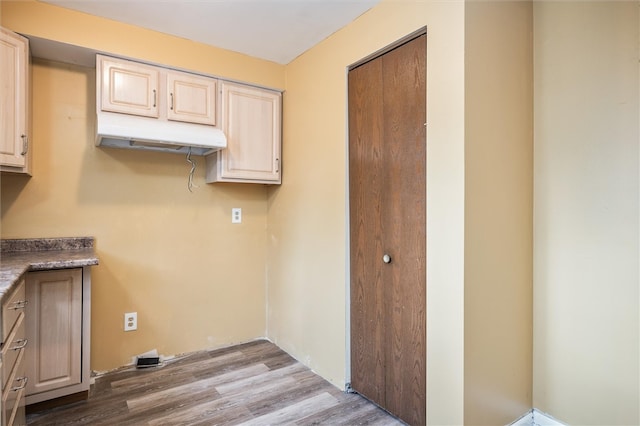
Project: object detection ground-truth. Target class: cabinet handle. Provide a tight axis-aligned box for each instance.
[9,339,28,351]
[276,158,279,173]
[8,300,27,310]
[153,89,157,108]
[170,93,174,110]
[20,134,28,156]
[10,377,28,392]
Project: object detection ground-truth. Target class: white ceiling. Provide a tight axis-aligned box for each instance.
[40,0,380,64]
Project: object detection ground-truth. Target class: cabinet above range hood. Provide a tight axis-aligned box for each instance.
[95,54,226,156]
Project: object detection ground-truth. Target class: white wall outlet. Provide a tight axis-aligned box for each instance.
[232,207,242,224]
[124,312,137,331]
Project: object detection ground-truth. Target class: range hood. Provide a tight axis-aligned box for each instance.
[96,111,227,156]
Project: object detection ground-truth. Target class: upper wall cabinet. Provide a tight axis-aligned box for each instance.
[0,27,31,175]
[166,71,216,126]
[205,81,282,184]
[99,55,217,126]
[100,57,159,118]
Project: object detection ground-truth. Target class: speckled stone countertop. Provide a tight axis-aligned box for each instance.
[0,237,99,304]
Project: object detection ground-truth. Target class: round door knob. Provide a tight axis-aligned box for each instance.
[382,254,392,264]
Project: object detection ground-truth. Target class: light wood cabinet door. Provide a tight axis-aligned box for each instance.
[167,71,216,126]
[206,82,281,183]
[100,57,159,118]
[0,27,29,172]
[25,269,82,397]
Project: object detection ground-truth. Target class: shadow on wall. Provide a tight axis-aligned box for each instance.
[0,174,31,222]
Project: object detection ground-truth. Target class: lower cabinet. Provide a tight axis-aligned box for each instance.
[24,268,91,405]
[1,279,27,426]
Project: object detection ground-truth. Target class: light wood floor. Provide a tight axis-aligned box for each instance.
[26,340,404,425]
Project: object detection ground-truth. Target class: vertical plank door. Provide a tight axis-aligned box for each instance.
[349,33,426,426]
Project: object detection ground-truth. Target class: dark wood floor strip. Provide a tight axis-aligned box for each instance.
[26,340,404,425]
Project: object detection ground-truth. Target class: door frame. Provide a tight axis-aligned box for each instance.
[344,26,428,391]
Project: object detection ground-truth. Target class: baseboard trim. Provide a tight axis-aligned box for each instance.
[510,410,534,426]
[508,409,567,426]
[533,409,567,426]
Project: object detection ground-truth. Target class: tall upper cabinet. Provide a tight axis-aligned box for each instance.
[0,27,31,175]
[205,81,281,184]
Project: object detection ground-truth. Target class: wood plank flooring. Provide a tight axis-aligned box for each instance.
[26,340,405,425]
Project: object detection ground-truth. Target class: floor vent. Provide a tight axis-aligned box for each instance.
[135,356,161,368]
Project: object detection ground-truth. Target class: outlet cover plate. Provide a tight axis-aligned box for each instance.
[125,312,137,331]
[232,207,242,224]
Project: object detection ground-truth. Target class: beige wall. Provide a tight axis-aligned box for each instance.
[269,1,467,424]
[533,1,639,424]
[464,1,533,424]
[0,0,284,371]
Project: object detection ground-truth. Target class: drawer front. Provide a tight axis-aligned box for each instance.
[1,318,26,391]
[2,279,28,426]
[3,385,25,426]
[2,345,26,426]
[2,279,26,340]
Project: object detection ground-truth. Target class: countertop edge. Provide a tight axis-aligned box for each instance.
[1,237,94,253]
[27,258,100,271]
[0,247,99,307]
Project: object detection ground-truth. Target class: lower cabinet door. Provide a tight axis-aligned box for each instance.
[25,269,82,397]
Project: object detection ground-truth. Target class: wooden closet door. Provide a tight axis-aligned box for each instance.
[349,34,426,426]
